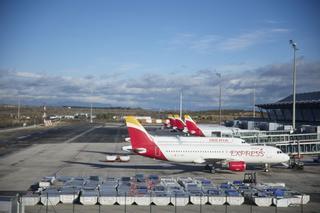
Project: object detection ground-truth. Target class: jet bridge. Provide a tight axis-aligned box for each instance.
[241,132,320,155]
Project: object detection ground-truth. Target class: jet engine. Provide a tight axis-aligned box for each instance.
[228,161,246,172]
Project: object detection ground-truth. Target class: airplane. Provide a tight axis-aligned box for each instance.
[166,114,176,129]
[163,114,186,132]
[173,114,187,132]
[125,116,290,173]
[123,118,249,152]
[184,115,260,138]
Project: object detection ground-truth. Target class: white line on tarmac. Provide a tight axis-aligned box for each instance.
[64,126,100,143]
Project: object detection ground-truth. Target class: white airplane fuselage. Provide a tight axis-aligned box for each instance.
[151,137,289,164]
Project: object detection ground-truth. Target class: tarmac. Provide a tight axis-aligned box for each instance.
[0,122,319,212]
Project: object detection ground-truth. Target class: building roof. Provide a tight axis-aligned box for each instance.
[278,91,320,103]
[256,91,320,108]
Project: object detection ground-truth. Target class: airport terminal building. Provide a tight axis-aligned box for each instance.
[256,91,320,126]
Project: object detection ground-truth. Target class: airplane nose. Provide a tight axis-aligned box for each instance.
[284,154,290,161]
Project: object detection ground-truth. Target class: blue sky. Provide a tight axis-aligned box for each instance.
[0,0,319,110]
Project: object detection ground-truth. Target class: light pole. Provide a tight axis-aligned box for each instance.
[253,84,256,118]
[179,90,183,118]
[289,40,298,131]
[216,73,222,125]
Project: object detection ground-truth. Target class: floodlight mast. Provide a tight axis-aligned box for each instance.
[289,40,298,131]
[216,73,222,125]
[179,90,183,118]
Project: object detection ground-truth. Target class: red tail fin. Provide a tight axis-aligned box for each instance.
[184,115,205,136]
[173,114,185,131]
[168,114,176,129]
[125,116,166,160]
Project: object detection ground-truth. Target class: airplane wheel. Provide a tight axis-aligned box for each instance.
[210,169,216,174]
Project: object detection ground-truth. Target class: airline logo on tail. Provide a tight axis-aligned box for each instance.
[173,114,186,131]
[167,114,177,129]
[125,116,167,160]
[184,115,205,136]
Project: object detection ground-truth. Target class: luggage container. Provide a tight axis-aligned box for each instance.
[134,174,145,183]
[39,176,56,188]
[39,181,51,188]
[220,183,232,189]
[21,193,40,206]
[132,182,150,206]
[207,189,226,205]
[134,194,151,206]
[288,196,302,206]
[80,189,98,205]
[98,191,117,205]
[151,191,170,206]
[169,191,189,206]
[285,191,310,205]
[40,189,60,205]
[189,191,207,205]
[226,196,244,206]
[293,194,310,205]
[273,197,290,207]
[195,178,212,188]
[148,174,160,185]
[59,187,79,204]
[116,193,134,205]
[225,190,244,205]
[253,196,273,207]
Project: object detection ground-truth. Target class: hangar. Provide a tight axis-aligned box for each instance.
[256,91,320,125]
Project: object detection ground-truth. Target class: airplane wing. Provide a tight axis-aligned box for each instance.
[201,157,236,164]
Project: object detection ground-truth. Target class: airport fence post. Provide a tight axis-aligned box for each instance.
[199,194,202,213]
[17,193,22,213]
[46,192,48,213]
[98,190,101,213]
[72,186,75,213]
[124,192,127,213]
[301,195,303,213]
[225,194,227,213]
[149,192,152,213]
[175,193,177,213]
[250,187,253,213]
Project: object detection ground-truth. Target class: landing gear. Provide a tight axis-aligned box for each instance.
[205,164,216,173]
[264,163,270,172]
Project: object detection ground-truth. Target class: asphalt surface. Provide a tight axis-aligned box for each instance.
[0,122,319,213]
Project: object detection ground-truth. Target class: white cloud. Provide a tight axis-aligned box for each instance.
[168,28,290,53]
[0,59,319,109]
[15,72,42,78]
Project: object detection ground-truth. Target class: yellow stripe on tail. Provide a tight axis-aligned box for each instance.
[125,116,142,127]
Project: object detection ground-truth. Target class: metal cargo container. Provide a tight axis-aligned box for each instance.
[98,191,117,205]
[21,193,39,206]
[59,187,79,204]
[40,189,60,206]
[151,191,170,206]
[79,190,98,205]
